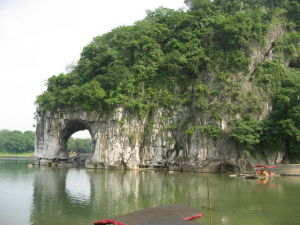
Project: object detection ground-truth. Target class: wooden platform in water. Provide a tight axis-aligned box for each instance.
[94,204,203,225]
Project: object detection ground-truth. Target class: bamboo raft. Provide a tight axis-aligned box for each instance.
[94,204,204,225]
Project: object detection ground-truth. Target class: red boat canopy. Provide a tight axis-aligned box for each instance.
[254,165,278,169]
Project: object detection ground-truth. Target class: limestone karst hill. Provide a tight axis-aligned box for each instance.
[35,0,300,171]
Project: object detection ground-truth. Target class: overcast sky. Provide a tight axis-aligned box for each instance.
[0,0,185,136]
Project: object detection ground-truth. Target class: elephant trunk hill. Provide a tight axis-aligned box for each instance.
[35,0,300,172]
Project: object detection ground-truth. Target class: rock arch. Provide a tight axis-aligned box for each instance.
[34,109,142,169]
[34,110,95,165]
[59,120,93,157]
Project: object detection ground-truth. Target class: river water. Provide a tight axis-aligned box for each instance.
[0,159,299,225]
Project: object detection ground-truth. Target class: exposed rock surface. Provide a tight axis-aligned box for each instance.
[34,107,283,172]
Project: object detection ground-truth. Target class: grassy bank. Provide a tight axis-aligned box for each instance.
[0,151,34,158]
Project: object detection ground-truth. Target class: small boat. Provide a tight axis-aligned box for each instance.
[254,165,277,177]
[94,204,204,225]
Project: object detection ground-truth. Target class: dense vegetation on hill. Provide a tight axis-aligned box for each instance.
[36,0,300,161]
[0,130,91,154]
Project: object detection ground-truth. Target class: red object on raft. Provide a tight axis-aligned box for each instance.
[184,213,204,221]
[94,204,204,225]
[95,220,126,225]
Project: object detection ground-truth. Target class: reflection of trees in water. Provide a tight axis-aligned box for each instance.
[30,168,300,225]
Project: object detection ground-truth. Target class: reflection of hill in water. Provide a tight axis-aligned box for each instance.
[30,168,92,225]
[30,168,300,225]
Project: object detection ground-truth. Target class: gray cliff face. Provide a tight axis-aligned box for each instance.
[34,107,282,172]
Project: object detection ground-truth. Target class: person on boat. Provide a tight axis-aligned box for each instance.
[256,169,270,176]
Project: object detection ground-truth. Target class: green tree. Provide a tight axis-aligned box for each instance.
[261,72,300,161]
[0,130,35,153]
[229,117,263,152]
[184,0,212,10]
[67,138,92,153]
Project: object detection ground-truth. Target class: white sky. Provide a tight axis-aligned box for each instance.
[0,0,185,136]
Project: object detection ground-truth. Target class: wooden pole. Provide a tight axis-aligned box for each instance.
[206,173,213,225]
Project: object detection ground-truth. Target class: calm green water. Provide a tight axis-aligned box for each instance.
[0,159,300,225]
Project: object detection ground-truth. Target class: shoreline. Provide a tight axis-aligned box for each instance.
[0,152,33,158]
[2,156,300,176]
